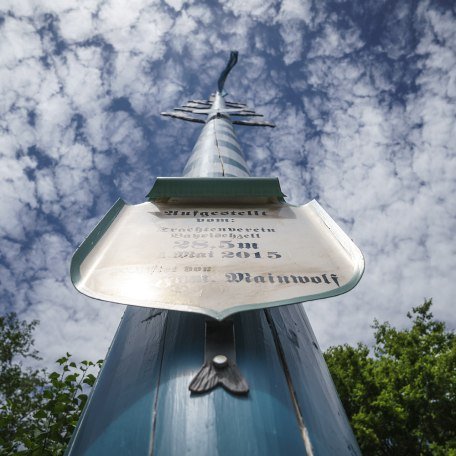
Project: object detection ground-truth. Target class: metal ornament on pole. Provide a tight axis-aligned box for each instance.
[189,319,248,395]
[67,52,364,455]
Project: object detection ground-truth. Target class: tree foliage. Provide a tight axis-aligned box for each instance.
[325,300,456,455]
[0,313,102,455]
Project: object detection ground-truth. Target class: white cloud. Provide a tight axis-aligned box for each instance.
[0,16,42,67]
[277,0,312,24]
[187,4,213,25]
[58,7,95,43]
[222,0,277,22]
[279,21,306,65]
[164,0,187,12]
[98,2,174,57]
[0,152,37,239]
[308,22,363,58]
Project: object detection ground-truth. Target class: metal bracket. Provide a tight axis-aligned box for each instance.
[189,320,249,395]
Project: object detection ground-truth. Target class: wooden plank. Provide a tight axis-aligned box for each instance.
[152,310,308,455]
[66,307,167,455]
[267,305,361,455]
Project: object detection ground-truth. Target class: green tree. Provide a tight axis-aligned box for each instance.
[0,313,102,455]
[0,313,46,453]
[325,300,456,455]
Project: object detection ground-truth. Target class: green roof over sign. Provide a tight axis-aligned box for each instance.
[147,177,286,201]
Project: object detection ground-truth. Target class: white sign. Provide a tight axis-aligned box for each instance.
[71,200,364,319]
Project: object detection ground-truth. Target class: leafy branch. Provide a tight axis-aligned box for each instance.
[0,313,102,455]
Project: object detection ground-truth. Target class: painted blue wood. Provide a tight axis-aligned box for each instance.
[66,307,167,455]
[152,310,308,456]
[268,305,361,455]
[67,304,360,455]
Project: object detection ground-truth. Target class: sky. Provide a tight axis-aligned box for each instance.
[0,0,455,370]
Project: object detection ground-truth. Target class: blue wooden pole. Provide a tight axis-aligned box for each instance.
[66,53,361,456]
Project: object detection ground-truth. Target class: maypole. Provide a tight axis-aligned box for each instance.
[67,52,363,455]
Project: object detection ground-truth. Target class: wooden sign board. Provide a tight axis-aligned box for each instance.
[71,200,364,320]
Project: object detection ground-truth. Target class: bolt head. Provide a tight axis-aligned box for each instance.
[212,354,228,368]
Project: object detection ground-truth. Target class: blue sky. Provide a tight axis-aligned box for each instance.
[0,0,455,369]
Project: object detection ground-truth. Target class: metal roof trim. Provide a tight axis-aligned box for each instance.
[147,177,286,201]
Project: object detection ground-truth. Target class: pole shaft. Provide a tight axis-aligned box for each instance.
[67,90,360,456]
